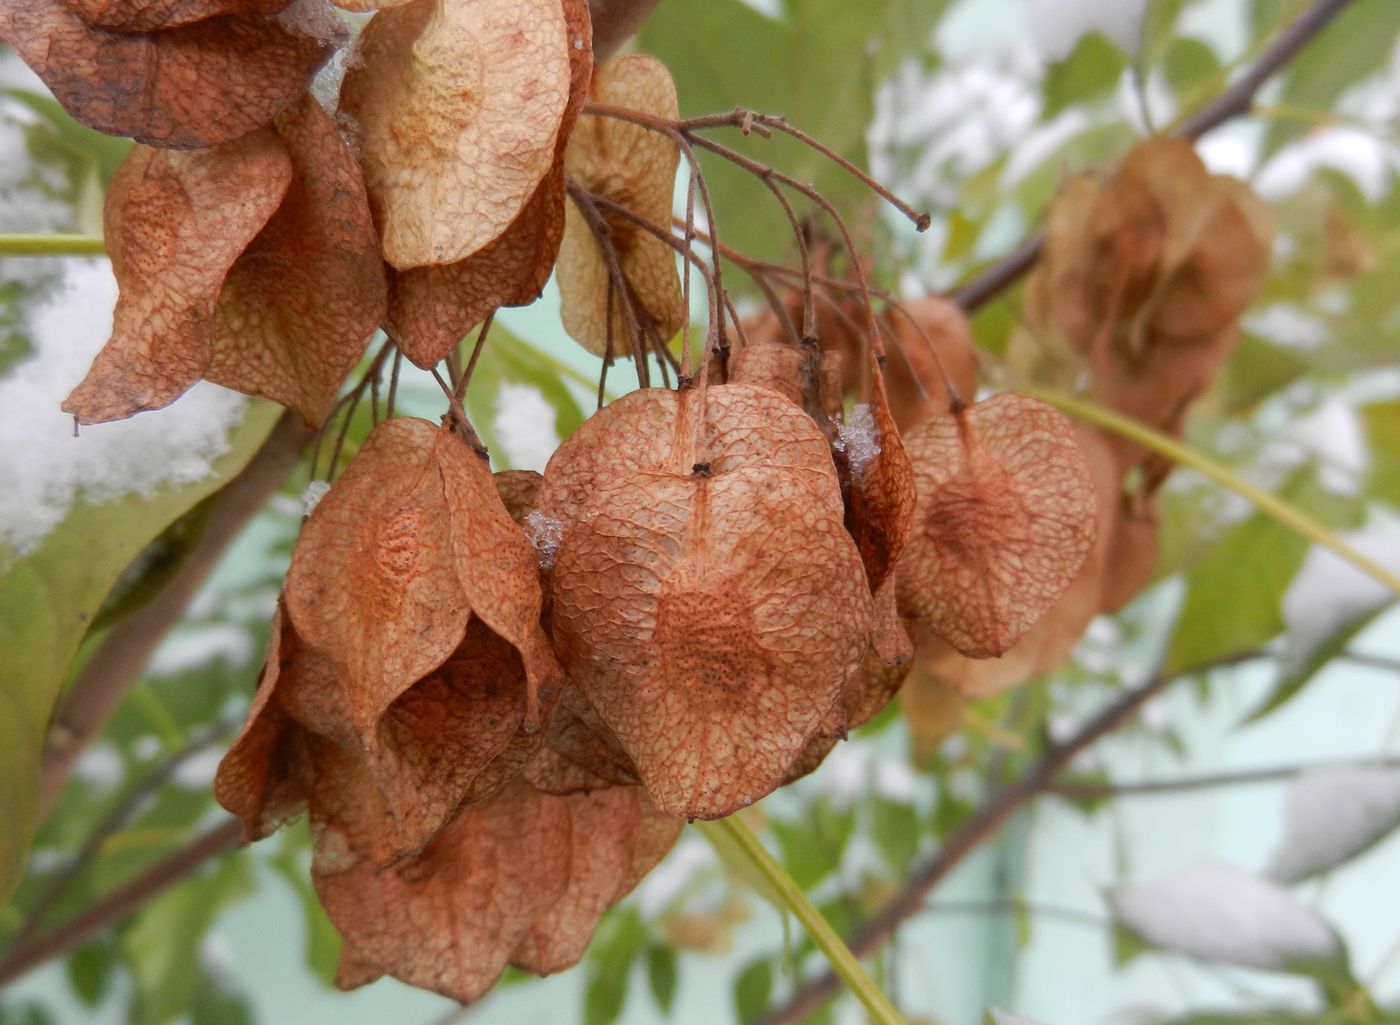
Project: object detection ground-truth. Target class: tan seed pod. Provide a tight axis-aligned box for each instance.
[206,94,387,427]
[842,373,918,595]
[339,0,572,270]
[63,132,294,424]
[284,418,560,747]
[524,683,640,796]
[883,296,979,430]
[557,54,686,357]
[896,393,1098,659]
[0,1,341,147]
[385,0,593,367]
[65,0,290,30]
[538,384,873,819]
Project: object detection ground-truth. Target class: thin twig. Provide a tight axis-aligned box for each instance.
[0,820,242,990]
[1052,755,1400,800]
[14,720,237,949]
[754,650,1263,1025]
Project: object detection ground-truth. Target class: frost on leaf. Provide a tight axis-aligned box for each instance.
[313,777,678,1001]
[206,95,387,426]
[557,55,686,357]
[338,0,572,270]
[537,384,873,819]
[0,0,341,147]
[63,133,294,424]
[386,0,594,367]
[284,418,561,749]
[896,393,1097,659]
[1269,765,1400,884]
[1112,863,1341,972]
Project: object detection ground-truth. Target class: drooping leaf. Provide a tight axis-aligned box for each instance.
[0,400,280,902]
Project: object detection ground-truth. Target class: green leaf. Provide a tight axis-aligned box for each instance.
[1362,401,1400,508]
[66,938,118,1007]
[189,975,254,1025]
[0,401,280,902]
[583,908,647,1025]
[1212,334,1307,416]
[770,817,838,891]
[733,957,774,1025]
[869,797,919,873]
[1042,33,1130,120]
[1164,473,1315,674]
[270,834,341,987]
[122,853,252,1025]
[645,944,678,1015]
[1140,0,1190,61]
[1160,35,1221,102]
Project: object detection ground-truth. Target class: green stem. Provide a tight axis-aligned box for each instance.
[1029,387,1400,597]
[0,234,105,256]
[697,816,909,1025]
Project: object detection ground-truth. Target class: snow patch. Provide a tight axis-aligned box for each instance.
[171,748,224,790]
[635,837,716,919]
[0,261,248,557]
[523,510,563,570]
[302,480,331,516]
[991,1010,1049,1025]
[1027,0,1148,62]
[149,624,253,678]
[493,383,560,472]
[1112,862,1340,970]
[1280,518,1400,675]
[72,741,123,791]
[1270,764,1400,883]
[834,404,881,483]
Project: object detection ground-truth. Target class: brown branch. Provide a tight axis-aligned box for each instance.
[947,0,1354,314]
[0,819,242,990]
[588,0,664,63]
[754,650,1263,1025]
[37,413,310,817]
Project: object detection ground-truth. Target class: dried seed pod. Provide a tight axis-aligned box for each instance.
[66,0,290,31]
[206,95,386,426]
[284,418,560,746]
[883,296,978,430]
[896,393,1098,659]
[386,0,593,366]
[538,384,873,819]
[0,2,341,147]
[557,55,686,356]
[494,469,545,524]
[524,684,639,796]
[339,0,572,269]
[841,374,917,595]
[316,776,572,1001]
[213,604,313,841]
[313,776,678,1001]
[63,132,294,424]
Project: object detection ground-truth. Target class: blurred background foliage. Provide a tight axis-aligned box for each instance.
[3,0,1400,1023]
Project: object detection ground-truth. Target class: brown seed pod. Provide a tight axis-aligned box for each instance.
[882,296,979,430]
[213,603,313,842]
[0,2,341,148]
[284,418,560,747]
[65,0,290,31]
[557,54,686,357]
[63,132,294,424]
[313,776,678,1001]
[338,0,572,270]
[206,94,387,426]
[842,373,918,595]
[896,393,1098,659]
[385,0,594,367]
[524,683,640,796]
[538,384,873,819]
